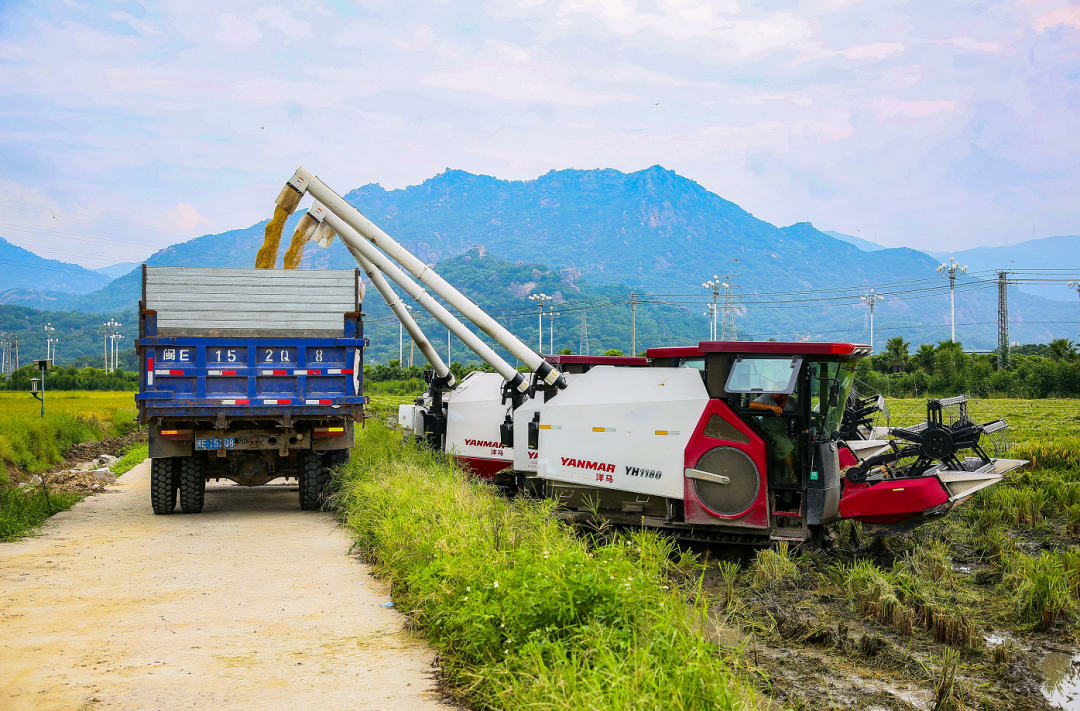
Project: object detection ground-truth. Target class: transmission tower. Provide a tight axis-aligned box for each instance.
[719,274,741,341]
[579,311,590,355]
[997,271,1013,370]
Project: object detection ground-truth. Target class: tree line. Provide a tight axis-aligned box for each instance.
[0,364,139,391]
[857,338,1080,398]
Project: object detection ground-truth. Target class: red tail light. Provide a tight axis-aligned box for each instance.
[313,426,347,438]
[160,428,194,440]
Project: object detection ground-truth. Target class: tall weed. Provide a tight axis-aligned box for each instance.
[335,421,754,711]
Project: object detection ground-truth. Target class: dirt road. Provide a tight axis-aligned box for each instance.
[0,459,449,711]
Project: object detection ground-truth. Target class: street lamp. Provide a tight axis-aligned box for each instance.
[702,276,720,340]
[860,289,885,352]
[44,322,55,361]
[104,319,120,372]
[29,358,51,418]
[937,257,968,342]
[528,292,551,353]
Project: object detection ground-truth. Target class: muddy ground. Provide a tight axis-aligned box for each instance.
[697,544,1072,711]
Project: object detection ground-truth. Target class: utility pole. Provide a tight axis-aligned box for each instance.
[719,274,741,341]
[529,292,551,353]
[404,304,415,368]
[860,289,884,352]
[1067,278,1080,342]
[547,307,560,354]
[113,335,123,371]
[447,329,451,364]
[702,277,721,340]
[628,292,642,355]
[937,257,968,342]
[998,271,1012,369]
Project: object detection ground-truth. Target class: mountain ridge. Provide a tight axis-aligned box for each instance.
[0,166,1075,355]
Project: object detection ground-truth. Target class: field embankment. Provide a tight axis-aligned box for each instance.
[335,421,756,711]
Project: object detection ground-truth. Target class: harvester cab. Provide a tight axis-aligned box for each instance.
[538,341,869,545]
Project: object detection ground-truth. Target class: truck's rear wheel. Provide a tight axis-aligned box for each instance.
[298,450,323,511]
[178,456,206,514]
[150,458,178,514]
[319,449,349,503]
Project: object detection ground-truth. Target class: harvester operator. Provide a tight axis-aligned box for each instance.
[749,392,798,485]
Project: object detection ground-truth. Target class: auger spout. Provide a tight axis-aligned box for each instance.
[283,167,566,390]
[304,203,454,388]
[305,202,526,392]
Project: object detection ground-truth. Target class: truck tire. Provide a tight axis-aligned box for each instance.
[150,458,178,514]
[298,450,323,511]
[178,455,206,514]
[319,449,350,502]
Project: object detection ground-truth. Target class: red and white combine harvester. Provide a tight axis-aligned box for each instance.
[268,167,1026,546]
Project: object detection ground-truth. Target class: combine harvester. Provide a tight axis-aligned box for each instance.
[261,167,1026,546]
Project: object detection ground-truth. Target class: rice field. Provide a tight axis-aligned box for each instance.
[0,392,138,481]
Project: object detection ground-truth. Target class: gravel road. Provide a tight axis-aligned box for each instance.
[0,459,449,711]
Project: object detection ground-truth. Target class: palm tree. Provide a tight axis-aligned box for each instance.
[883,337,910,373]
[1049,338,1077,361]
[913,343,936,373]
[935,340,966,379]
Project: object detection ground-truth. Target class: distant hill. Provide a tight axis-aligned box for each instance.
[823,230,885,252]
[930,235,1080,302]
[0,166,1074,355]
[94,261,141,281]
[0,236,109,294]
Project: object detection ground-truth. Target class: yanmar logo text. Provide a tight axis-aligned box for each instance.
[465,439,502,448]
[561,457,616,473]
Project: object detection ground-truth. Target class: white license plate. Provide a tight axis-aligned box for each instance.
[195,437,236,450]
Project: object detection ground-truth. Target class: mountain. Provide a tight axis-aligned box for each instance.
[94,262,141,281]
[0,166,1074,356]
[930,235,1080,302]
[824,230,885,252]
[0,236,109,294]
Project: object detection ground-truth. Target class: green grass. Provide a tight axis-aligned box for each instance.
[0,392,137,482]
[0,485,82,541]
[112,443,149,476]
[334,421,755,711]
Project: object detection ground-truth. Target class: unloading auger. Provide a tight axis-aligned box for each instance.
[271,167,567,394]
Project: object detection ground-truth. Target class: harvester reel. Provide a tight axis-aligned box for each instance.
[840,384,887,441]
[845,396,1009,483]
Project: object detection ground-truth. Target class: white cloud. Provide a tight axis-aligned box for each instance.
[872,97,956,119]
[945,37,1002,53]
[1033,6,1080,31]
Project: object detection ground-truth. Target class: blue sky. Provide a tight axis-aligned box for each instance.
[0,0,1077,268]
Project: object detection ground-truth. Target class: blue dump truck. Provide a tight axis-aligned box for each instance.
[137,266,367,514]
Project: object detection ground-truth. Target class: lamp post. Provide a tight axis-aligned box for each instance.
[104,319,120,372]
[860,289,885,352]
[547,307,560,354]
[30,358,51,418]
[529,292,551,353]
[702,276,720,340]
[44,323,55,360]
[114,335,123,371]
[937,257,968,342]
